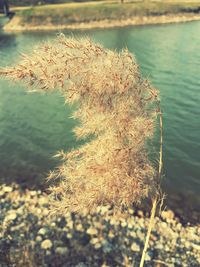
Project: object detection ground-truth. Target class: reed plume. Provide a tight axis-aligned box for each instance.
[0,35,159,215]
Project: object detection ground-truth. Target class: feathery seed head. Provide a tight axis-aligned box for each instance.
[0,35,158,215]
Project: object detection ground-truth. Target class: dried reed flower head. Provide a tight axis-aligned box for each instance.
[0,34,158,214]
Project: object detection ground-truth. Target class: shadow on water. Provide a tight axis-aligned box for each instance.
[0,86,81,190]
[0,31,16,48]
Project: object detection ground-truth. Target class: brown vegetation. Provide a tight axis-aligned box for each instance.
[0,35,159,215]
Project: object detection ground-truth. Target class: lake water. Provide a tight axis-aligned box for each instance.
[0,21,200,220]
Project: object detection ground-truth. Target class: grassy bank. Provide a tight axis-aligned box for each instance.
[12,1,200,25]
[3,1,200,31]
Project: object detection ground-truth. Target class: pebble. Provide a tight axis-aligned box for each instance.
[90,237,99,245]
[36,235,43,242]
[4,186,13,193]
[160,221,168,229]
[161,210,175,221]
[97,206,109,215]
[171,257,176,263]
[94,243,102,249]
[86,227,98,235]
[55,246,68,255]
[38,228,48,236]
[102,240,113,253]
[137,210,144,217]
[185,241,191,248]
[155,243,164,250]
[136,231,145,241]
[121,220,127,227]
[66,233,72,239]
[76,224,84,231]
[5,211,17,221]
[75,263,88,267]
[192,244,200,250]
[144,253,151,261]
[0,184,200,267]
[109,218,118,226]
[30,191,37,196]
[129,231,136,238]
[51,222,56,227]
[66,221,73,229]
[38,197,48,205]
[108,230,115,238]
[131,243,140,252]
[175,258,182,265]
[41,239,53,250]
[176,223,182,231]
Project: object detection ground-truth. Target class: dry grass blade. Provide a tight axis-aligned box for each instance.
[139,102,163,267]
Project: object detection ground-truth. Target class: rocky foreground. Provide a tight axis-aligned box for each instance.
[0,184,199,267]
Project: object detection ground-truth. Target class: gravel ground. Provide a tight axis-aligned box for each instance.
[0,184,199,267]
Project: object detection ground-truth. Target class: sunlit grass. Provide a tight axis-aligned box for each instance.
[10,1,200,25]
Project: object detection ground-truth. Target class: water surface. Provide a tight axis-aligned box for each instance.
[0,21,199,219]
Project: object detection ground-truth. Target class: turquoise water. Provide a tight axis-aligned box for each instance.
[0,21,199,216]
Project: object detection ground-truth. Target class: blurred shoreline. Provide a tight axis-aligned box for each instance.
[3,13,200,32]
[1,175,199,225]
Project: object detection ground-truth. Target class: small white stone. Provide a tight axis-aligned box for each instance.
[127,221,134,229]
[161,210,175,221]
[67,221,73,229]
[108,231,114,238]
[42,208,49,216]
[4,186,13,193]
[39,197,48,205]
[41,239,53,250]
[36,236,43,242]
[129,231,136,238]
[76,224,84,231]
[38,228,48,235]
[109,218,118,226]
[51,222,56,227]
[86,227,98,235]
[121,220,127,227]
[155,243,164,250]
[145,253,151,261]
[90,237,99,245]
[98,206,109,214]
[192,244,200,250]
[5,212,17,221]
[30,191,37,196]
[94,243,102,249]
[66,233,72,239]
[128,208,134,215]
[75,263,88,267]
[161,221,168,229]
[184,241,191,248]
[176,223,182,231]
[131,243,140,252]
[37,208,42,214]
